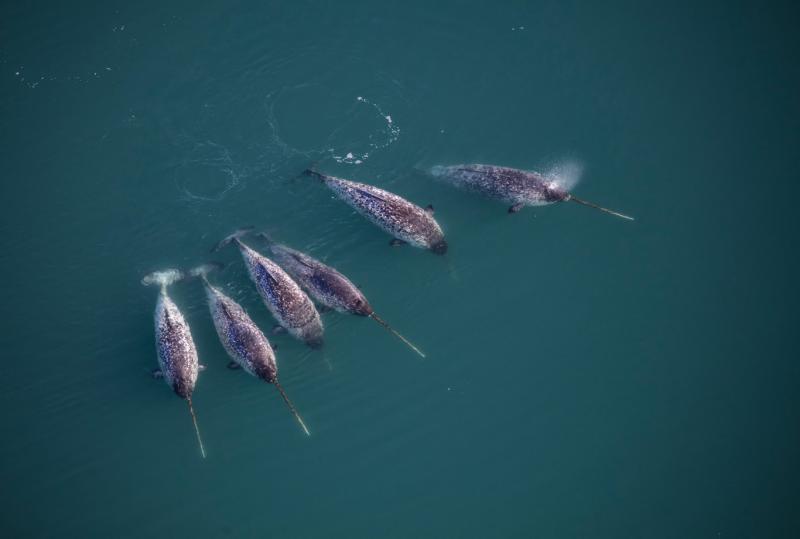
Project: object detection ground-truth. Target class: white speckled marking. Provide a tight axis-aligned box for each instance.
[204,282,277,381]
[430,163,570,207]
[237,241,324,346]
[153,291,199,398]
[269,243,371,315]
[322,175,445,249]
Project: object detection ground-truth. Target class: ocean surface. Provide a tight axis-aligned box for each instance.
[2,1,799,537]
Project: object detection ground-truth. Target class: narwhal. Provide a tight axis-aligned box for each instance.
[189,264,310,435]
[214,228,324,349]
[304,169,448,254]
[142,269,206,458]
[257,233,426,358]
[429,164,634,220]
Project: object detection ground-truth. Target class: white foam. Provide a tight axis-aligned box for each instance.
[330,96,400,165]
[545,160,583,192]
[142,269,183,288]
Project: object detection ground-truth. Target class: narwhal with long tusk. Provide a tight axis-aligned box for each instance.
[429,163,634,220]
[189,264,311,435]
[257,233,426,359]
[214,228,324,349]
[142,269,207,458]
[304,169,448,254]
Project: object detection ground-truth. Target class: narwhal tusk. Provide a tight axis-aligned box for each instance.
[370,313,426,359]
[274,379,311,436]
[568,195,635,221]
[187,397,207,459]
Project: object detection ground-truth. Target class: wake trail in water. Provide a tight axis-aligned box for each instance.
[326,96,400,165]
[263,87,401,170]
[173,141,245,202]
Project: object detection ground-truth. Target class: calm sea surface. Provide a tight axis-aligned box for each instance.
[1,1,799,537]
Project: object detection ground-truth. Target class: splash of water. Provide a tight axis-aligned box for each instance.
[544,160,583,192]
[328,96,400,165]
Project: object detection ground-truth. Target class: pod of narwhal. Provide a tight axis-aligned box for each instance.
[305,169,448,254]
[142,159,633,458]
[257,232,426,358]
[142,269,207,458]
[429,163,634,220]
[189,263,310,436]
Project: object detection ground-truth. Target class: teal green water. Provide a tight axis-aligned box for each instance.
[2,1,799,537]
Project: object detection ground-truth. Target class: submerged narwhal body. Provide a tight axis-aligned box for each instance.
[259,234,426,358]
[261,236,370,315]
[190,264,310,435]
[142,269,206,458]
[430,164,634,220]
[305,169,448,254]
[215,229,324,349]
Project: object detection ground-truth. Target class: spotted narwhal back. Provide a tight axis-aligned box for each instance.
[143,270,199,399]
[267,241,372,316]
[309,171,447,254]
[430,164,569,207]
[203,281,277,381]
[236,240,324,348]
[429,163,635,220]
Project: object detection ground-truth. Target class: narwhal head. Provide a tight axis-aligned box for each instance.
[253,358,278,383]
[538,162,582,203]
[172,378,193,400]
[350,295,374,317]
[300,321,325,349]
[306,332,324,350]
[431,238,448,255]
[540,177,570,203]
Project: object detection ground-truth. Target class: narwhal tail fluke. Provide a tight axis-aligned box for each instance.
[302,168,326,182]
[141,269,184,294]
[255,231,276,247]
[273,380,311,436]
[212,226,255,252]
[370,313,427,359]
[187,397,207,459]
[568,195,635,221]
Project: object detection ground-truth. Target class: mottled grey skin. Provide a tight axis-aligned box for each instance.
[202,279,278,381]
[235,239,324,348]
[308,170,447,254]
[153,290,199,399]
[266,240,373,316]
[430,164,569,208]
